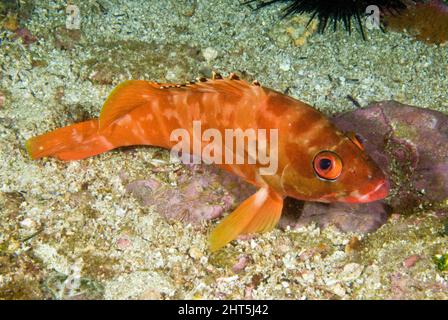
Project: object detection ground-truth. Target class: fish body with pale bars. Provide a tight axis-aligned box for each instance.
[26,74,389,251]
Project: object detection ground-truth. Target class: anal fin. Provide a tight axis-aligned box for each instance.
[209,188,283,252]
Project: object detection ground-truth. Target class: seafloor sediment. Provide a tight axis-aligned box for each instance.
[0,0,447,299]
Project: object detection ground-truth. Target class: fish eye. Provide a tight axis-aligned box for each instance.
[313,151,343,181]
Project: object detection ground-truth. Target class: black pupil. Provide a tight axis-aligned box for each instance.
[319,158,332,171]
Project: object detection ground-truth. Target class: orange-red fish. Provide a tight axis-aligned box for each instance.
[26,74,389,251]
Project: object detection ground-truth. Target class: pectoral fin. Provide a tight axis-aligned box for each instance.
[209,188,284,252]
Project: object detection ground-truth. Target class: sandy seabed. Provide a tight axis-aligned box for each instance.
[0,0,447,299]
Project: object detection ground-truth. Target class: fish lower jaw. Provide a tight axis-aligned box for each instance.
[338,180,390,203]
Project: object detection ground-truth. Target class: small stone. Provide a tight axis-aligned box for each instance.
[329,283,346,297]
[202,47,218,63]
[0,92,5,108]
[300,270,315,284]
[232,255,249,273]
[116,237,131,250]
[189,247,203,260]
[282,253,296,269]
[403,254,420,268]
[339,263,364,282]
[139,289,162,300]
[20,218,36,229]
[244,286,253,300]
[279,58,291,71]
[330,250,347,262]
[165,70,178,82]
[115,206,126,217]
[364,265,381,290]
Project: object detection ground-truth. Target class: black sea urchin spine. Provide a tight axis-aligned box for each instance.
[247,0,412,39]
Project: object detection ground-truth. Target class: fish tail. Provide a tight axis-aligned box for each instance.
[25,119,113,161]
[26,80,166,161]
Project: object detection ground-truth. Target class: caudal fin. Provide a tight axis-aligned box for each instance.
[26,80,168,161]
[25,119,114,161]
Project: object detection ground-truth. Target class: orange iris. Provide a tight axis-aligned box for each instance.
[313,151,343,181]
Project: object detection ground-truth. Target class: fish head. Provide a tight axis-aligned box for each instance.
[280,129,389,203]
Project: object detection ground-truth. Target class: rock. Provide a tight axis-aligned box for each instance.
[279,198,390,233]
[268,15,318,48]
[384,0,448,45]
[333,100,448,211]
[125,165,255,225]
[19,218,36,229]
[89,68,115,85]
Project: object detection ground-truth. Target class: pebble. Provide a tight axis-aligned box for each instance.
[19,218,36,229]
[330,250,347,262]
[279,58,291,72]
[329,283,346,297]
[188,247,203,260]
[116,237,131,250]
[0,92,4,108]
[282,253,297,270]
[403,255,420,268]
[300,270,315,284]
[232,255,249,273]
[139,289,162,300]
[115,206,126,217]
[339,263,364,282]
[202,47,218,63]
[165,69,178,82]
[244,286,253,300]
[364,265,382,290]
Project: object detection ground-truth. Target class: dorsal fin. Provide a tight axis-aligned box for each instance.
[98,80,162,130]
[98,77,260,130]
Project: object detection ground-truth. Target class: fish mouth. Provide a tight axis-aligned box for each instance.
[338,179,390,203]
